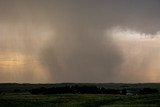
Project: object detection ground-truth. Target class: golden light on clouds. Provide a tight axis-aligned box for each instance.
[0,52,25,69]
[0,52,52,83]
[0,22,54,83]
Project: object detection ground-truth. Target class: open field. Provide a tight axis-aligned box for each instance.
[0,83,160,107]
[0,94,160,107]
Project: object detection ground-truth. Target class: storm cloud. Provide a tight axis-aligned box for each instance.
[0,0,160,83]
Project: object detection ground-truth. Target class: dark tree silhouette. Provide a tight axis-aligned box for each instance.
[29,85,121,95]
[121,89,127,95]
[140,88,159,94]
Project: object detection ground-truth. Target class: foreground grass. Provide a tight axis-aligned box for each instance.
[0,94,160,107]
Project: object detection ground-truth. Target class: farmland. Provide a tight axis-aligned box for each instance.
[0,94,160,107]
[0,83,160,107]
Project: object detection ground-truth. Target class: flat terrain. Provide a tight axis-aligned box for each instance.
[0,83,160,107]
[0,94,160,107]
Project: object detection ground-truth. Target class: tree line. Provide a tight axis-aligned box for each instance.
[29,85,159,95]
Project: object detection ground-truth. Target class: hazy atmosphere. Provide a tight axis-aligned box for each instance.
[0,0,160,83]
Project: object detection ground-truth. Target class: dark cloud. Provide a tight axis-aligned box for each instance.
[40,0,160,82]
[42,27,123,82]
[0,0,160,82]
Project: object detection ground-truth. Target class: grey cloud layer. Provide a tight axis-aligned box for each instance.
[0,0,160,82]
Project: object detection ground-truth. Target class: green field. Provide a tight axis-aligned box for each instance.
[0,83,160,107]
[0,94,160,107]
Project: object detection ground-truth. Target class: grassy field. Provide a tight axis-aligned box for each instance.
[0,94,160,107]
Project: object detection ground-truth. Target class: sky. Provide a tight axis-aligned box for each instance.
[0,0,160,83]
